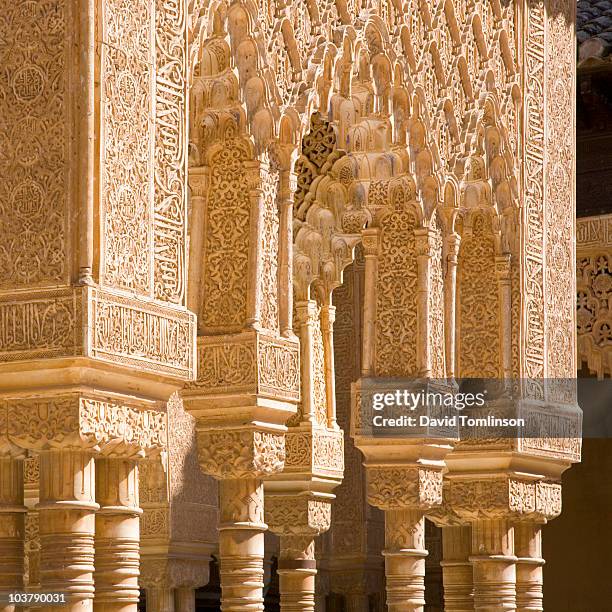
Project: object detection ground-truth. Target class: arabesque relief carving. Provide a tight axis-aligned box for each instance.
[577,214,612,377]
[0,0,582,610]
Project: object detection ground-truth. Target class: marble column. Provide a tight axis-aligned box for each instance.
[38,449,98,612]
[515,522,544,612]
[384,508,427,612]
[470,519,516,611]
[0,455,26,612]
[218,479,266,611]
[94,457,141,612]
[441,525,473,612]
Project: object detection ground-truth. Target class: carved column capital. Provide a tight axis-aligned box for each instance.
[197,429,285,480]
[495,254,512,280]
[426,484,467,528]
[447,477,562,523]
[294,299,320,328]
[279,169,298,203]
[5,395,167,457]
[265,494,332,536]
[319,304,336,330]
[414,227,436,258]
[140,558,212,591]
[367,467,443,511]
[361,229,380,257]
[187,166,210,198]
[444,231,461,256]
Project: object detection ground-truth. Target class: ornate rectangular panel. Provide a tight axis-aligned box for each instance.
[99,0,155,294]
[189,332,300,401]
[0,1,72,289]
[576,214,612,378]
[257,335,300,402]
[545,0,577,384]
[154,0,188,305]
[523,0,577,396]
[88,288,195,379]
[0,289,82,361]
[523,0,546,384]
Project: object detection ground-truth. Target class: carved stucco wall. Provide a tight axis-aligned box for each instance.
[576,215,612,378]
[140,393,218,590]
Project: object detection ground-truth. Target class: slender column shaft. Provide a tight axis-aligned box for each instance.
[441,526,473,612]
[186,169,209,315]
[415,230,432,376]
[38,449,98,612]
[495,256,513,381]
[361,230,379,376]
[94,458,141,612]
[470,519,516,611]
[444,234,460,378]
[277,535,316,612]
[295,301,318,423]
[77,0,94,284]
[320,304,337,428]
[246,161,265,327]
[0,456,26,611]
[278,171,296,337]
[218,479,266,611]
[383,509,427,612]
[174,588,195,612]
[147,589,174,612]
[515,523,544,612]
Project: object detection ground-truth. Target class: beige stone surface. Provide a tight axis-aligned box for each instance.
[0,0,584,610]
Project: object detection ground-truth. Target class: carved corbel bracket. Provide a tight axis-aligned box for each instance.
[139,555,213,591]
